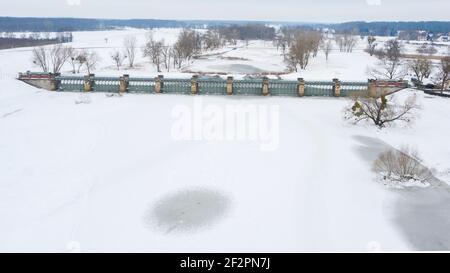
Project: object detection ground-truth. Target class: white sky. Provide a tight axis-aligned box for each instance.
[1,0,449,23]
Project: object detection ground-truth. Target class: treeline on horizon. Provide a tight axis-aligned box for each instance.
[0,17,449,36]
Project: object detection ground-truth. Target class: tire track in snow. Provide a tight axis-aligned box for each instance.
[2,108,23,118]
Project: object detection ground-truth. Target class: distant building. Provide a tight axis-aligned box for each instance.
[418,31,428,41]
[397,30,428,41]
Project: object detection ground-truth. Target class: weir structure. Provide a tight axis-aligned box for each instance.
[17,72,409,98]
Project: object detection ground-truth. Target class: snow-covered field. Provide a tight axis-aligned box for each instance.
[1,29,450,252]
[3,28,448,79]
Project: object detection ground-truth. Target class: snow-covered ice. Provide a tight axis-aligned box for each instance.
[1,29,450,252]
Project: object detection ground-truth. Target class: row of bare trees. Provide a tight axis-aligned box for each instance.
[109,36,138,70]
[32,44,100,74]
[143,29,203,72]
[31,29,448,90]
[33,35,138,74]
[335,32,358,53]
[368,38,450,90]
[277,27,349,70]
[32,29,207,74]
[217,25,275,45]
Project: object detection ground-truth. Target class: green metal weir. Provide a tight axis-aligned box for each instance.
[16,72,407,98]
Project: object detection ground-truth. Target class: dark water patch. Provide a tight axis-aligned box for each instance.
[145,188,230,234]
[208,64,265,74]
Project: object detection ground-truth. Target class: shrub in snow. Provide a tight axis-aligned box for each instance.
[106,93,122,98]
[373,146,433,184]
[345,94,419,128]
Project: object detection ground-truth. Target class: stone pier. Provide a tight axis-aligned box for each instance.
[262,76,269,96]
[226,76,233,95]
[297,78,305,97]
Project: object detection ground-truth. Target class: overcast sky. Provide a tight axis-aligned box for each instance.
[1,0,449,23]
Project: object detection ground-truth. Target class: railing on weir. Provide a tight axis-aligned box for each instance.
[18,71,409,98]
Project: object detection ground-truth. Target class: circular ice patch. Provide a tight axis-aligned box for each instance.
[145,188,230,234]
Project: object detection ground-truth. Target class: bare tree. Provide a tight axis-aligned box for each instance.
[32,47,49,72]
[110,50,126,70]
[370,39,405,80]
[75,50,88,73]
[219,27,239,45]
[286,30,319,71]
[285,50,298,72]
[309,31,322,57]
[194,31,203,54]
[434,56,450,91]
[172,29,199,67]
[203,29,223,51]
[67,47,79,74]
[160,42,172,72]
[335,35,345,52]
[373,146,433,183]
[123,36,137,68]
[345,94,419,128]
[275,35,288,57]
[367,35,377,56]
[321,39,333,62]
[143,36,164,72]
[32,44,71,74]
[84,51,100,75]
[371,57,405,80]
[288,36,311,70]
[49,44,71,74]
[345,34,357,53]
[408,57,432,82]
[172,42,184,69]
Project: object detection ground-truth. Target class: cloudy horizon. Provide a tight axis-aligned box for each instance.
[1,0,449,23]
